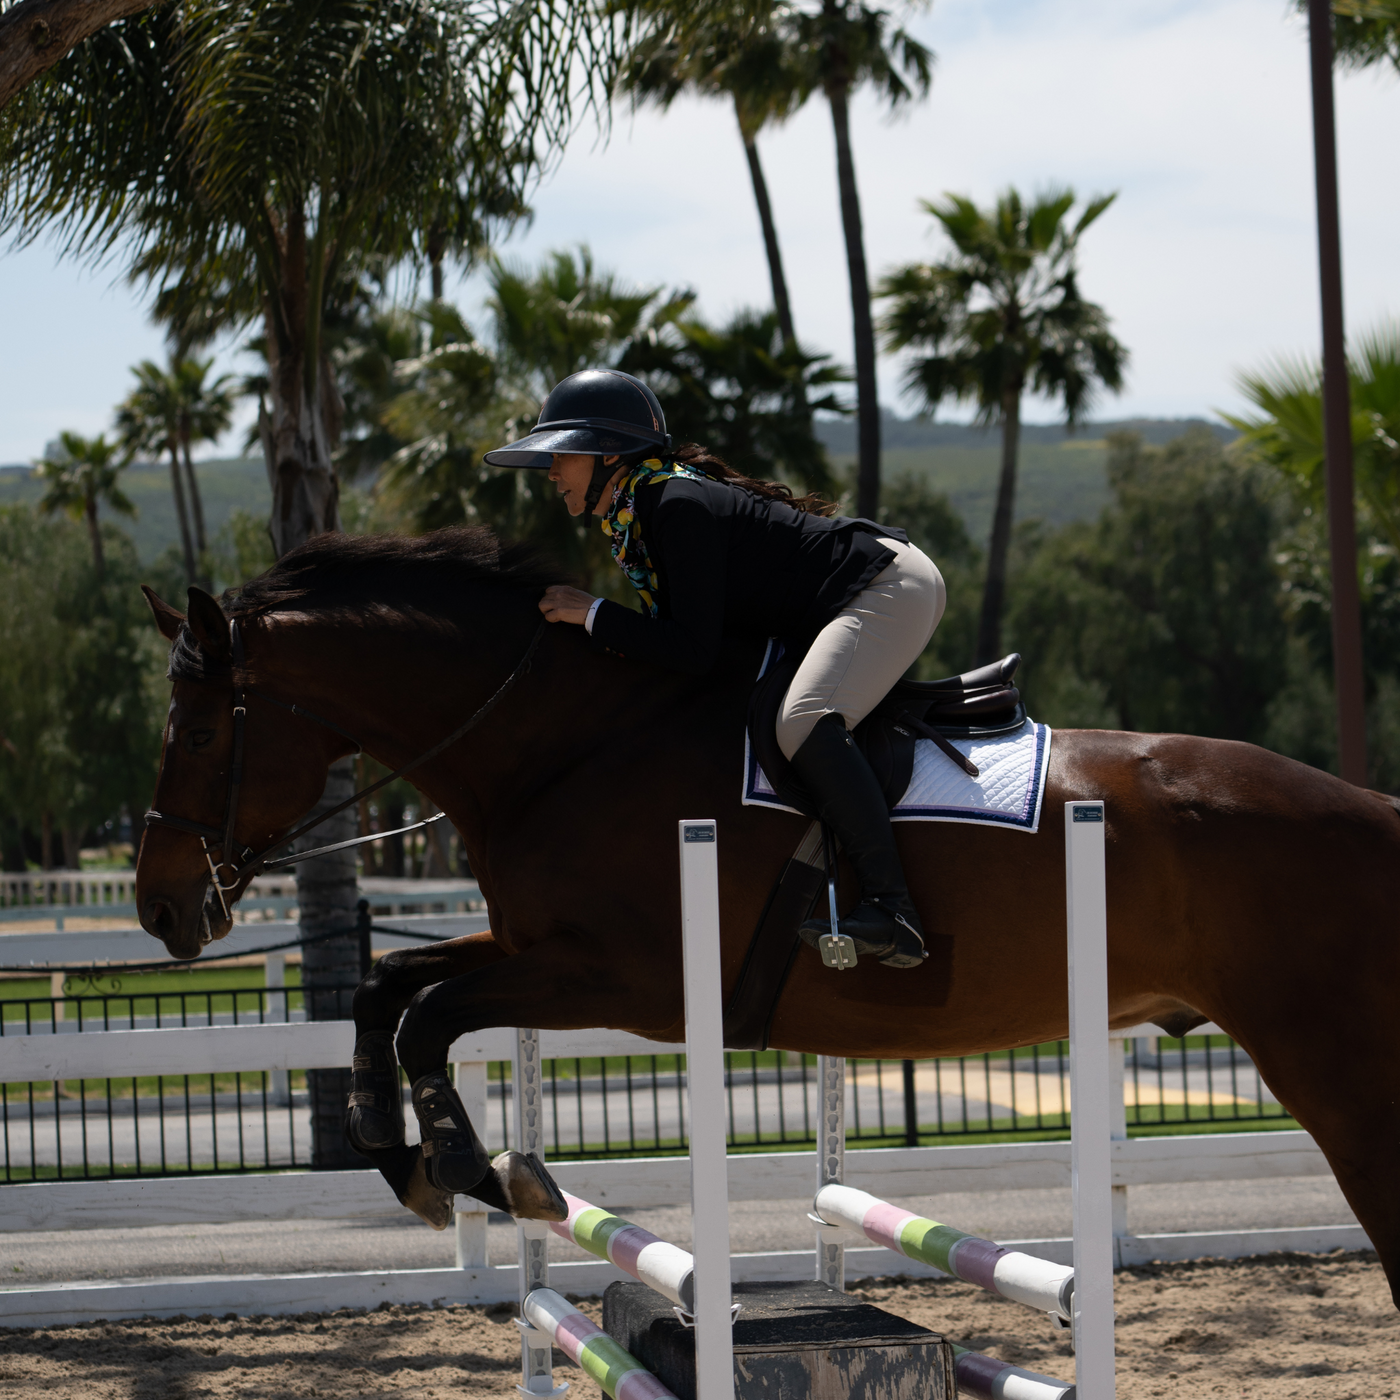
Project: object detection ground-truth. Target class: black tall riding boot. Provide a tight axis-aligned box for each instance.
[788,715,929,970]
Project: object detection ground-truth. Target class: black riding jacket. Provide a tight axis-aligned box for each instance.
[587,474,906,675]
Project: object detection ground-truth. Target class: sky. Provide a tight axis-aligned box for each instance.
[1,0,1398,465]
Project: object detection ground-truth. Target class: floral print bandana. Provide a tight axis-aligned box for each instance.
[600,458,706,616]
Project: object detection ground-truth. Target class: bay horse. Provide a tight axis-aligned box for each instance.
[134,527,1400,1309]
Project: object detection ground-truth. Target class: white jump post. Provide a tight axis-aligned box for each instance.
[1066,800,1116,1399]
[814,1054,846,1291]
[515,1026,567,1398]
[678,819,736,1400]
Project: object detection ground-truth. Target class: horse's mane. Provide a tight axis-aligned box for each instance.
[168,526,565,683]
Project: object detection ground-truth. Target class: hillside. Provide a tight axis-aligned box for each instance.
[0,458,268,564]
[0,414,1236,560]
[817,413,1235,540]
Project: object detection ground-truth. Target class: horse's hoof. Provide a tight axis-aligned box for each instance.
[398,1153,454,1231]
[491,1150,568,1222]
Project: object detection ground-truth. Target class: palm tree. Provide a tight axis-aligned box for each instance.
[115,356,234,586]
[619,304,846,493]
[879,187,1127,664]
[1227,319,1400,554]
[0,0,162,111]
[0,1,613,556]
[786,0,933,520]
[34,431,134,576]
[616,5,807,362]
[1314,0,1400,73]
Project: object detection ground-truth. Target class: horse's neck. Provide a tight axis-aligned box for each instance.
[274,609,758,867]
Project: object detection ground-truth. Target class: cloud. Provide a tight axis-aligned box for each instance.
[1,0,1396,462]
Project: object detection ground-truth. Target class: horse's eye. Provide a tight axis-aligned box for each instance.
[181,729,215,754]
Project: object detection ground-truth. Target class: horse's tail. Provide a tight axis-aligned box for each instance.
[1366,789,1400,820]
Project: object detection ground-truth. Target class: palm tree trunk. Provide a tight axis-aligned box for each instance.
[84,495,105,576]
[738,103,797,351]
[180,440,207,555]
[167,444,197,585]
[976,389,1022,665]
[738,103,810,429]
[180,443,210,588]
[826,80,881,519]
[260,217,357,1168]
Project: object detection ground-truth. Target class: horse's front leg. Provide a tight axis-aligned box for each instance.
[394,934,673,1226]
[345,931,508,1230]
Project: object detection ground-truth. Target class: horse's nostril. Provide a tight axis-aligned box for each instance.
[143,899,173,938]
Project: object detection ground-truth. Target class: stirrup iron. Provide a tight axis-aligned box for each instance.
[817,822,857,971]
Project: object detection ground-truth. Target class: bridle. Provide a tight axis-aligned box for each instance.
[145,615,547,928]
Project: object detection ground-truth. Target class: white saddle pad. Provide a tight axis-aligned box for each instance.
[743,712,1054,835]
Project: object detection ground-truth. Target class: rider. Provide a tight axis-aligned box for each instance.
[484,369,946,968]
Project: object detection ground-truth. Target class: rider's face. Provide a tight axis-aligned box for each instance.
[549,454,621,517]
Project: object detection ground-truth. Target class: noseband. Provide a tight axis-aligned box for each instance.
[145,614,547,925]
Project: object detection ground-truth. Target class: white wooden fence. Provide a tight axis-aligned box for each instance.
[0,878,484,926]
[0,1008,1369,1329]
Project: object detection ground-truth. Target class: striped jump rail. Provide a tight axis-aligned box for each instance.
[550,1191,1051,1389]
[812,1183,1075,1322]
[548,1191,696,1311]
[522,1288,679,1400]
[953,1344,1076,1400]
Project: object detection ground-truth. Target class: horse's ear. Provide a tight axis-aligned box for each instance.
[185,586,230,659]
[142,585,186,643]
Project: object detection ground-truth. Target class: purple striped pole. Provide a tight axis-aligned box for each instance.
[953,1345,1076,1400]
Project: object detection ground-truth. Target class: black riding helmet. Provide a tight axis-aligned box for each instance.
[483,369,672,513]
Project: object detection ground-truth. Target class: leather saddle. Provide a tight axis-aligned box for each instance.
[748,644,1026,817]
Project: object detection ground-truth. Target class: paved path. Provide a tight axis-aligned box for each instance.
[0,1176,1359,1288]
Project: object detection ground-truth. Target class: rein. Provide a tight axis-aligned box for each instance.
[145,616,548,923]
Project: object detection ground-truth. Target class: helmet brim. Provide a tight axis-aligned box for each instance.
[483,424,663,469]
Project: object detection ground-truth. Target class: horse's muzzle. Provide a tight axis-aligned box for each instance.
[141,894,209,961]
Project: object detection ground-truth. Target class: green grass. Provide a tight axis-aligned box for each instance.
[3,1070,306,1102]
[1,968,305,1023]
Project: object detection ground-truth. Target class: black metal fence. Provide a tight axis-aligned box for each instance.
[0,987,1295,1183]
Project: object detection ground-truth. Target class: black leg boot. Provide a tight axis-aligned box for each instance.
[345,1031,406,1152]
[789,715,929,970]
[409,1071,493,1195]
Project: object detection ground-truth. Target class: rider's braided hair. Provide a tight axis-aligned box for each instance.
[669,443,836,517]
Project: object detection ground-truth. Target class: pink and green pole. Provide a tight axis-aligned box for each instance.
[548,1192,696,1312]
[812,1183,1074,1321]
[523,1288,680,1400]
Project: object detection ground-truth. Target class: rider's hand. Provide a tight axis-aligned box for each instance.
[540,584,597,626]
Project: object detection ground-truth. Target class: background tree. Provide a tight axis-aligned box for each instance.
[1317,0,1400,72]
[875,472,981,678]
[620,303,844,493]
[115,355,234,586]
[617,4,807,373]
[0,505,166,870]
[0,0,160,110]
[1226,320,1400,554]
[1226,320,1400,783]
[786,0,933,520]
[879,187,1127,664]
[1007,431,1288,746]
[34,431,134,576]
